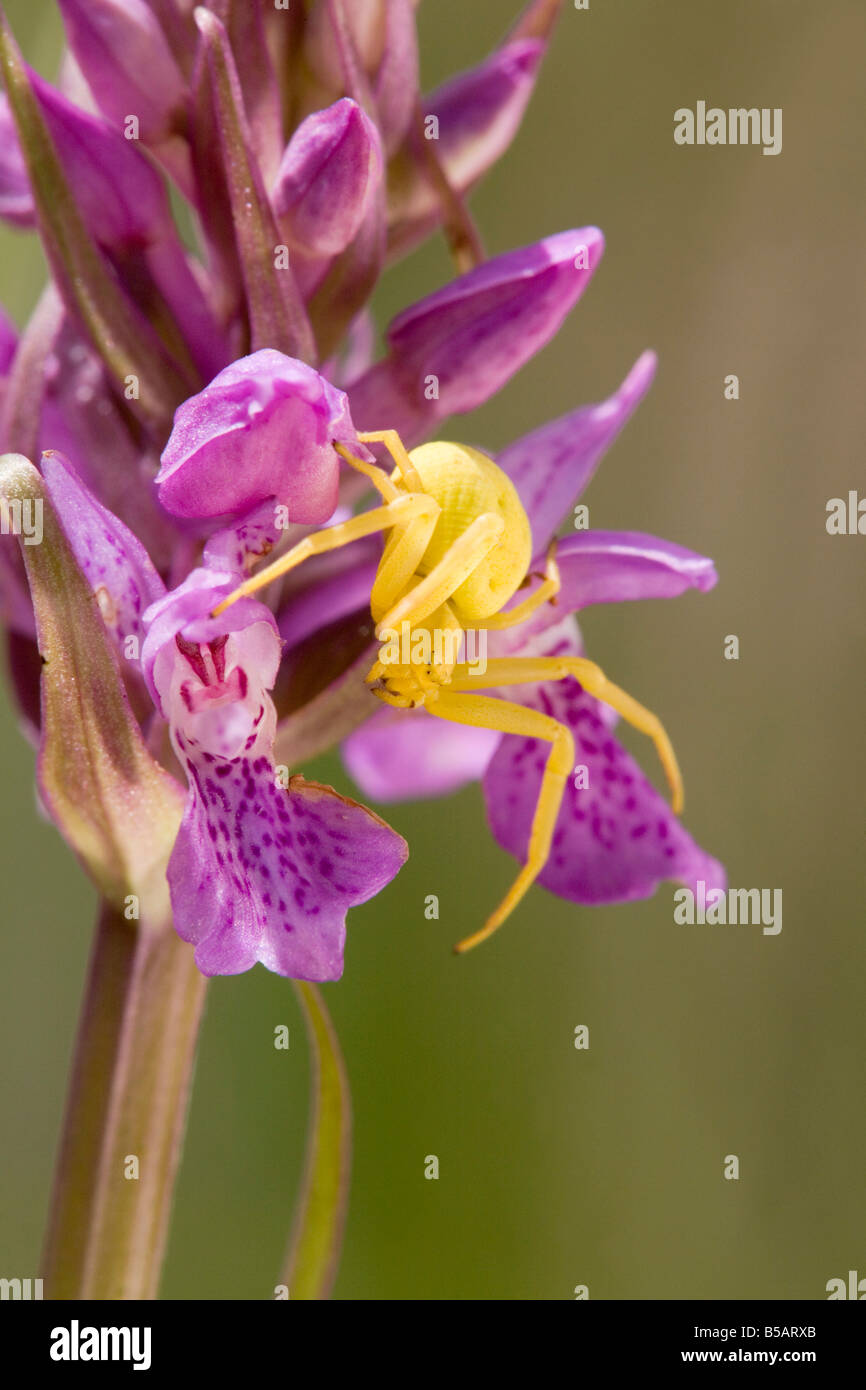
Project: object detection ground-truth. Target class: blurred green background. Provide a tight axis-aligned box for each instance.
[1,0,864,1300]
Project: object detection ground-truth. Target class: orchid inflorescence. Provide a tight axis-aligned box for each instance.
[0,0,724,985]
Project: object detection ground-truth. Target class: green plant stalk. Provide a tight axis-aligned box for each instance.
[283,982,352,1300]
[42,902,207,1300]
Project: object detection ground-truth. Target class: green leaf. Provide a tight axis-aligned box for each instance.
[283,981,352,1300]
[194,7,316,363]
[0,10,192,435]
[0,453,184,913]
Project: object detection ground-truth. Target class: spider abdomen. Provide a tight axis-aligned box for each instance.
[404,441,532,620]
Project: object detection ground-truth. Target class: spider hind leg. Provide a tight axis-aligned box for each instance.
[447,656,684,814]
[425,689,575,954]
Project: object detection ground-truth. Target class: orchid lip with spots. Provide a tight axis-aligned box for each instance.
[0,0,724,1302]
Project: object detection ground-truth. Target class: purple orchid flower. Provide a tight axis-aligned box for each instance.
[36,362,408,983]
[0,0,721,980]
[141,565,406,982]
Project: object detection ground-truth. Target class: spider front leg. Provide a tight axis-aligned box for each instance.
[424,689,575,954]
[448,657,684,813]
[211,492,439,616]
[356,429,424,492]
[334,442,401,502]
[480,543,561,631]
[374,512,506,634]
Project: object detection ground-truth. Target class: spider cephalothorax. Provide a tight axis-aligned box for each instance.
[214,430,683,953]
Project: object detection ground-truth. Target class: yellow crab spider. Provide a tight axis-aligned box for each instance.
[212,430,684,955]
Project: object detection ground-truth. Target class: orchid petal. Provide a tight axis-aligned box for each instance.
[500,530,719,651]
[40,450,165,652]
[348,228,604,443]
[144,571,406,980]
[483,672,725,906]
[30,72,171,251]
[552,531,719,611]
[171,764,407,981]
[141,566,279,702]
[371,0,418,155]
[157,349,366,524]
[0,13,191,433]
[20,73,229,380]
[37,316,180,569]
[273,99,386,358]
[274,99,382,259]
[387,40,544,256]
[202,500,290,577]
[0,304,17,376]
[56,0,187,145]
[278,540,379,652]
[498,349,658,548]
[343,705,499,803]
[0,91,34,228]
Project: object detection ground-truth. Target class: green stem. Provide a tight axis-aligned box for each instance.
[42,903,207,1300]
[283,982,352,1300]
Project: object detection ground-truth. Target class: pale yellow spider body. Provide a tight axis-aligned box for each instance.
[213,429,684,954]
[395,441,532,622]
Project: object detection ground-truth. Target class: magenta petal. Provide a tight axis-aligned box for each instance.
[157,350,366,523]
[383,227,603,403]
[325,308,376,387]
[388,37,548,257]
[483,676,725,906]
[498,350,657,548]
[146,567,405,980]
[347,229,604,443]
[37,322,179,569]
[0,92,35,228]
[27,73,228,379]
[203,500,295,578]
[343,704,500,803]
[40,449,165,650]
[278,541,380,651]
[0,539,35,638]
[372,0,419,155]
[505,531,719,649]
[0,305,17,375]
[30,71,171,250]
[552,531,718,611]
[428,38,543,192]
[56,0,187,143]
[141,568,279,706]
[273,98,382,258]
[169,759,407,981]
